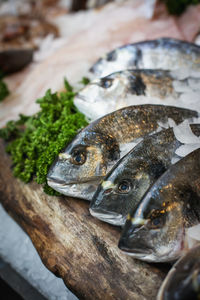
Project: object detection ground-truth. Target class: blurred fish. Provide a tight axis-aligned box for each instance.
[0,48,33,74]
[119,148,200,262]
[90,38,200,78]
[47,105,199,200]
[90,124,200,226]
[157,245,200,300]
[75,69,200,120]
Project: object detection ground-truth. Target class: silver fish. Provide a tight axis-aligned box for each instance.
[118,148,200,262]
[47,105,199,200]
[157,245,200,300]
[75,69,200,120]
[89,124,200,226]
[90,38,200,78]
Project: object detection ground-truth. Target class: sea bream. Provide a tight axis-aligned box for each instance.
[47,105,199,200]
[157,245,200,300]
[90,38,200,78]
[90,123,200,226]
[118,148,200,262]
[75,68,200,121]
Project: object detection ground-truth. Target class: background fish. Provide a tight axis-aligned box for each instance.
[157,245,200,300]
[47,105,199,200]
[75,69,200,120]
[119,148,200,262]
[90,124,200,226]
[0,48,33,74]
[90,38,200,78]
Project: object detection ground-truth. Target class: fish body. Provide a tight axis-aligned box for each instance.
[157,245,200,300]
[90,124,200,226]
[75,69,200,120]
[119,148,200,262]
[90,38,200,78]
[47,105,199,200]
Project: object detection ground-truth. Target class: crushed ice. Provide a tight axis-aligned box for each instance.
[172,119,200,159]
[186,224,200,249]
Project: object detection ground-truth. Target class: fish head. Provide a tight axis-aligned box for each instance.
[47,129,120,200]
[118,183,188,262]
[74,72,130,119]
[90,157,154,226]
[157,245,200,300]
[90,46,139,77]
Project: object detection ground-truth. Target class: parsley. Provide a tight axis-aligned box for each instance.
[80,77,90,85]
[0,70,9,101]
[0,79,88,195]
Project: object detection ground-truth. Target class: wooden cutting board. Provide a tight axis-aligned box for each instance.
[0,140,166,299]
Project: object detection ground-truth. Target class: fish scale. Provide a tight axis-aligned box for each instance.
[157,245,200,300]
[75,69,200,121]
[90,38,200,78]
[119,148,200,262]
[47,105,199,201]
[89,124,200,226]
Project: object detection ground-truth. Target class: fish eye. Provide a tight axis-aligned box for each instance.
[100,78,113,89]
[118,180,132,194]
[70,148,86,165]
[151,217,162,228]
[147,210,166,229]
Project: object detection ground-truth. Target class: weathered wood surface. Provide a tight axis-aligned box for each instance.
[0,140,166,299]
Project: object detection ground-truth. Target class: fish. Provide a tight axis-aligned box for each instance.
[0,48,34,74]
[157,245,200,300]
[90,38,200,78]
[3,0,200,127]
[47,104,199,200]
[75,69,200,120]
[118,148,200,262]
[89,123,200,226]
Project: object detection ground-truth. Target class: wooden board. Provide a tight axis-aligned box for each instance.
[0,140,166,300]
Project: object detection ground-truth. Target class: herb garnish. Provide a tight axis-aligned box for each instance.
[0,79,88,195]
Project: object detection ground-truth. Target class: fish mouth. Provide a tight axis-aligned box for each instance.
[118,238,152,255]
[118,245,152,256]
[89,208,125,226]
[47,176,103,188]
[75,90,99,104]
[75,94,87,102]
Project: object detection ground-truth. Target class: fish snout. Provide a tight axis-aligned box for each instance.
[119,220,151,254]
[118,235,132,252]
[118,234,151,255]
[89,206,124,225]
[47,176,67,187]
[89,205,112,217]
[90,189,104,211]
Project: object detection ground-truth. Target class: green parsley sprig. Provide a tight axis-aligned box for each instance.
[0,71,9,102]
[0,79,88,195]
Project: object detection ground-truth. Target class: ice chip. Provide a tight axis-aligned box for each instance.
[173,120,200,144]
[168,118,176,128]
[186,224,200,249]
[175,143,200,157]
[171,156,180,165]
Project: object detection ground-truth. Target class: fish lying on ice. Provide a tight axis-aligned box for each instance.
[157,245,200,300]
[90,123,200,226]
[47,105,199,200]
[90,38,200,78]
[75,69,200,120]
[118,148,200,262]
